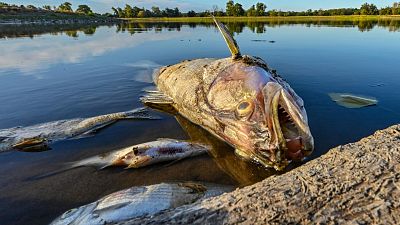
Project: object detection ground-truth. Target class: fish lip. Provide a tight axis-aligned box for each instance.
[257,82,313,170]
[278,89,314,157]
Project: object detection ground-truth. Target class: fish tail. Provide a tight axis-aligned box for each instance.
[68,155,112,169]
[28,156,113,181]
[122,107,161,120]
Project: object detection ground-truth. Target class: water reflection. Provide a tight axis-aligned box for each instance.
[116,18,400,33]
[147,103,278,186]
[0,23,106,39]
[0,25,182,74]
[1,18,399,40]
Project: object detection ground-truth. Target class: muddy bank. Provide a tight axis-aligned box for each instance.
[119,124,400,224]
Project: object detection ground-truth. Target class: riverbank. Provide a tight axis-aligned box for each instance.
[123,15,400,23]
[120,123,400,224]
[0,8,116,24]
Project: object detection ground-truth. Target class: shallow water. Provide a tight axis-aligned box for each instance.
[0,19,399,224]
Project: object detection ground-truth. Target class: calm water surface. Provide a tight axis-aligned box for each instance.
[0,20,399,224]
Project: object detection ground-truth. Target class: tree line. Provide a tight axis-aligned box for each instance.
[110,1,400,18]
[0,2,94,15]
[1,1,400,18]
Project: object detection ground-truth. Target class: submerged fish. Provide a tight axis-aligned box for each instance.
[329,93,378,108]
[50,182,233,225]
[70,139,209,169]
[0,107,156,152]
[141,17,314,170]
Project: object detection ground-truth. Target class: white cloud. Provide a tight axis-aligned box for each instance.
[0,27,184,75]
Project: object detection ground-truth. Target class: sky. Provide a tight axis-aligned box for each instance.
[8,0,397,13]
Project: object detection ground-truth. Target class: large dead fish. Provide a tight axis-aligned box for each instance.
[50,182,233,225]
[70,139,209,169]
[141,18,314,170]
[0,107,156,152]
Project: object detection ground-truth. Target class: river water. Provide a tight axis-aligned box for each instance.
[0,19,399,224]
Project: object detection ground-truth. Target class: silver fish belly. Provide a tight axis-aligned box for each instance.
[50,182,233,225]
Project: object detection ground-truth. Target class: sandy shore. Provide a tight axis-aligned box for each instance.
[119,124,400,224]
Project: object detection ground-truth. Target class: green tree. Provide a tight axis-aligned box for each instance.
[117,7,125,17]
[187,10,196,17]
[152,6,161,17]
[42,5,51,10]
[226,0,235,16]
[137,10,145,18]
[124,4,134,17]
[256,2,267,16]
[247,5,256,16]
[58,2,72,12]
[379,6,392,15]
[76,5,92,15]
[393,2,400,15]
[360,3,378,15]
[233,3,245,16]
[0,2,8,7]
[111,7,118,16]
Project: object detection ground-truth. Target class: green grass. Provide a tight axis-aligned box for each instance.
[123,15,400,23]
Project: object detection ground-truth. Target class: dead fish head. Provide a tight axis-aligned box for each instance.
[205,17,314,170]
[116,146,151,168]
[207,58,313,170]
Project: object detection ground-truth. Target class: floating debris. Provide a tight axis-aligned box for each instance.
[329,93,378,108]
[368,83,384,87]
[250,40,275,43]
[251,39,267,42]
[50,182,233,225]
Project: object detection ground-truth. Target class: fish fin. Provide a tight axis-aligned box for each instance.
[122,107,161,120]
[140,90,174,105]
[212,16,241,59]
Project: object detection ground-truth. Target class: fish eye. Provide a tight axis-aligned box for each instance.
[236,100,254,118]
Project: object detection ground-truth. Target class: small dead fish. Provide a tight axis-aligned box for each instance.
[329,93,378,108]
[0,107,157,153]
[70,139,209,169]
[50,182,233,225]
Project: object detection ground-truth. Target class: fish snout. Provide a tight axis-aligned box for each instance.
[257,82,314,170]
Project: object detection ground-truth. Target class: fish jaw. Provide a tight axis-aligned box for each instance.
[257,82,314,170]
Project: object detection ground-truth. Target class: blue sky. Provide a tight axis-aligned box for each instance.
[9,0,397,13]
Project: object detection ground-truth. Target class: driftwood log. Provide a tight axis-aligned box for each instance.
[118,124,400,224]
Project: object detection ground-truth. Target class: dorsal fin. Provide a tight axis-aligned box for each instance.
[212,16,241,59]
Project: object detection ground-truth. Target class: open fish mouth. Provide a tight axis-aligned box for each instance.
[256,82,314,170]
